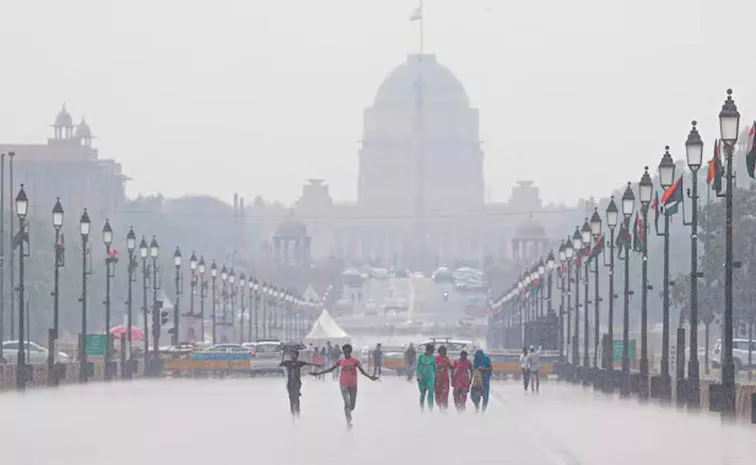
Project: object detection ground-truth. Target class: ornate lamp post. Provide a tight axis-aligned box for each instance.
[221,265,228,329]
[102,219,115,380]
[239,273,246,343]
[557,243,567,360]
[15,185,28,390]
[172,247,182,346]
[210,260,218,344]
[149,236,160,369]
[571,227,582,370]
[189,252,198,338]
[619,182,635,396]
[638,167,653,400]
[228,268,236,341]
[125,227,137,378]
[581,218,592,370]
[139,236,150,365]
[604,197,618,379]
[79,209,91,383]
[198,257,206,342]
[564,235,575,367]
[590,208,602,370]
[684,120,704,409]
[49,197,64,385]
[657,146,676,403]
[718,89,740,416]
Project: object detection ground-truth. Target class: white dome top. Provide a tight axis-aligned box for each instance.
[373,54,469,107]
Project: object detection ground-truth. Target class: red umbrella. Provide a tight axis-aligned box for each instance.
[110,325,144,341]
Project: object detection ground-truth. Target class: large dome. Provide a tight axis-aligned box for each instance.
[373,54,469,107]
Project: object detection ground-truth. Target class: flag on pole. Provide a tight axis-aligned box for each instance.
[746,121,756,179]
[615,217,632,257]
[409,6,423,22]
[651,191,660,234]
[661,176,683,215]
[707,139,724,192]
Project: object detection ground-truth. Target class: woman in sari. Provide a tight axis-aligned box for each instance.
[451,350,472,411]
[471,349,493,412]
[434,345,452,410]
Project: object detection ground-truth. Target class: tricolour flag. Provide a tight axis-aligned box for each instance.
[707,139,723,193]
[651,191,660,234]
[615,217,632,257]
[661,176,683,215]
[746,121,756,179]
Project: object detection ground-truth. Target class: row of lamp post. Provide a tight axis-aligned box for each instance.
[491,89,742,416]
[9,189,317,388]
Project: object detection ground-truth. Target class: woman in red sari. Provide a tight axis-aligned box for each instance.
[434,346,452,410]
[451,350,473,411]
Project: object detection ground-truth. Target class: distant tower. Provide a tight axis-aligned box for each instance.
[75,118,94,147]
[53,104,74,139]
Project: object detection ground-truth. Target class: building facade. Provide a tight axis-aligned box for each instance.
[0,105,127,219]
[251,54,576,270]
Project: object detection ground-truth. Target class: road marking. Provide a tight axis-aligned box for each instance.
[490,388,583,465]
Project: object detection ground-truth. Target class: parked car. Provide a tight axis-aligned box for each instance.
[243,340,285,376]
[711,338,756,372]
[2,340,71,365]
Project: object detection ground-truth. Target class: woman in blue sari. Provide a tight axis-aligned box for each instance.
[471,349,492,412]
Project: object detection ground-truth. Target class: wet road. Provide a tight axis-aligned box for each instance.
[2,376,753,465]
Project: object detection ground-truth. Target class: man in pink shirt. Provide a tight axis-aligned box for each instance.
[311,344,377,427]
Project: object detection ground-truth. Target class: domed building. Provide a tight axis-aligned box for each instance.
[358,54,483,212]
[252,54,576,270]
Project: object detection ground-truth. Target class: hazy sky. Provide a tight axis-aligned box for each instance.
[0,0,753,206]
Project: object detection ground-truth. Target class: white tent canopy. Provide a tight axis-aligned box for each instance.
[304,310,350,346]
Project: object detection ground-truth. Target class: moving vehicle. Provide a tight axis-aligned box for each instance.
[243,340,285,376]
[1,340,70,365]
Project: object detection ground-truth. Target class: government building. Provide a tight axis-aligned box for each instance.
[250,54,579,272]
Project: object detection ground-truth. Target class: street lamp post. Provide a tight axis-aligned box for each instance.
[125,227,137,379]
[239,273,246,343]
[558,243,567,360]
[685,120,704,409]
[590,209,603,370]
[172,247,182,346]
[149,236,160,372]
[15,186,28,390]
[638,167,654,400]
[79,209,91,383]
[657,146,676,403]
[262,284,269,339]
[102,219,114,380]
[229,268,236,341]
[49,197,64,385]
[221,266,228,337]
[248,279,256,342]
[718,89,740,416]
[581,219,592,370]
[572,227,582,371]
[620,182,635,396]
[139,236,149,370]
[189,252,197,341]
[198,257,206,343]
[210,261,217,344]
[605,198,618,375]
[564,237,575,367]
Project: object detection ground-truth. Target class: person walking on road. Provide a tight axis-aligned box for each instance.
[434,345,452,410]
[372,343,383,377]
[470,349,492,412]
[404,343,417,381]
[526,345,541,392]
[279,350,321,417]
[310,344,378,428]
[520,347,530,392]
[416,344,437,411]
[452,350,473,411]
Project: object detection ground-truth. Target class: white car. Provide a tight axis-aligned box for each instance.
[2,340,70,365]
[244,340,285,376]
